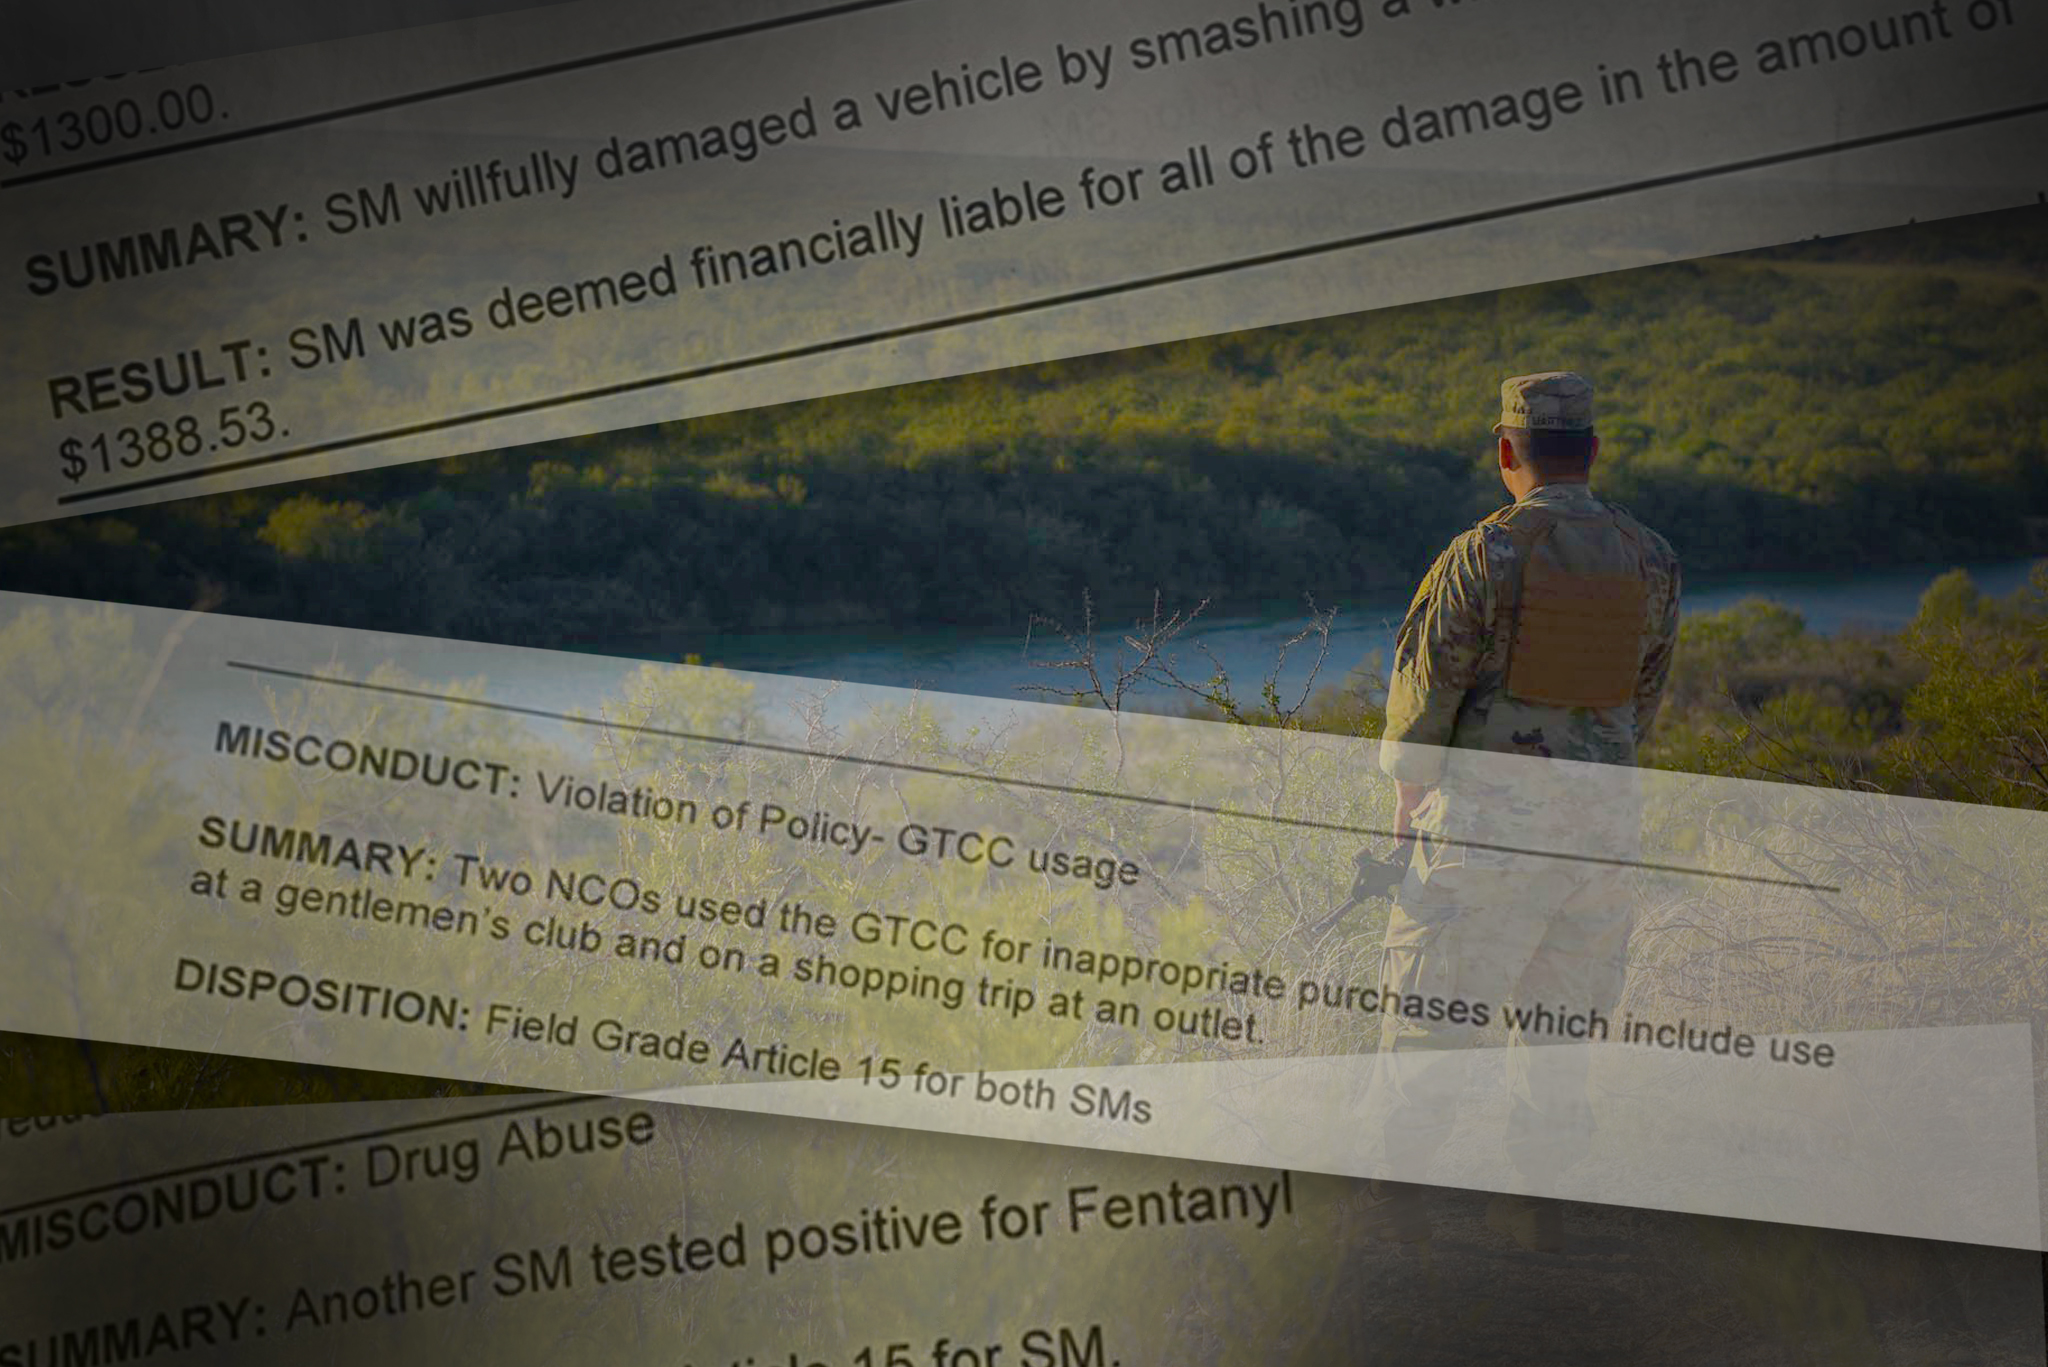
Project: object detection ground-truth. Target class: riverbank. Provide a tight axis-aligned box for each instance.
[570,558,2045,709]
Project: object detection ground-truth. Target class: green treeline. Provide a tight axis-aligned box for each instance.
[2,210,2044,648]
[1649,565,2048,807]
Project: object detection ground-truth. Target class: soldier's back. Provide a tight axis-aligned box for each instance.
[1453,484,1680,770]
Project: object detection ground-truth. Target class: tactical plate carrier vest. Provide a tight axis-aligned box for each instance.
[1483,499,1652,710]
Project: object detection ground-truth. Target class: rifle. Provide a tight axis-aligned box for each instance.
[1307,845,1407,937]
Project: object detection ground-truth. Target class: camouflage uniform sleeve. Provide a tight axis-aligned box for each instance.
[1632,535,1683,748]
[1378,529,1492,787]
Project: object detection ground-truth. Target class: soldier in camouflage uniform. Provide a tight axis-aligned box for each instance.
[1359,372,1682,1251]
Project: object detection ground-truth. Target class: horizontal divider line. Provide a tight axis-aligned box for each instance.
[51,97,2048,509]
[224,658,1842,892]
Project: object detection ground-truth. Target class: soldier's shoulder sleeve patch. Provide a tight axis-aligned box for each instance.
[1471,521,1520,577]
[1650,525,1681,570]
[1607,501,1680,566]
[1634,521,1681,577]
[1401,528,1491,638]
[1444,526,1502,587]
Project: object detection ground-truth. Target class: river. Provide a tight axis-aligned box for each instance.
[588,557,2044,712]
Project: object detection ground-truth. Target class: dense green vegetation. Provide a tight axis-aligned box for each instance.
[2,207,2044,645]
[1208,563,2048,810]
[1652,564,2048,805]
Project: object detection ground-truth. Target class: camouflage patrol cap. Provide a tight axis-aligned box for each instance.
[1493,371,1594,434]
